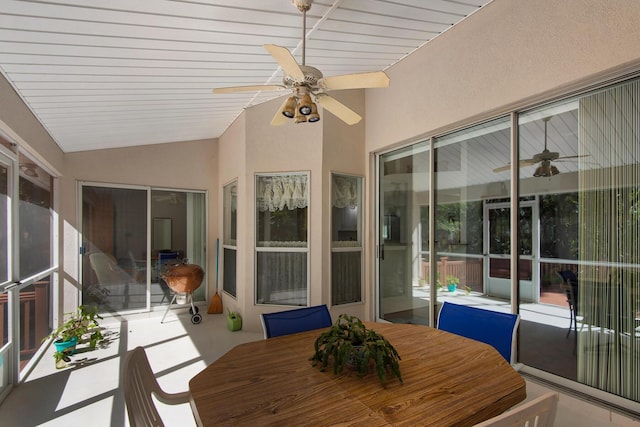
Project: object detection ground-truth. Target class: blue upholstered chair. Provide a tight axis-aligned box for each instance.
[437,301,520,365]
[261,304,332,338]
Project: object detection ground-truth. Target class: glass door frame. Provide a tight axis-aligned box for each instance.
[0,148,15,402]
[79,182,208,315]
[0,145,59,401]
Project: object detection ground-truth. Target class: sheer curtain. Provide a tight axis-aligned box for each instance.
[256,175,308,212]
[578,79,640,401]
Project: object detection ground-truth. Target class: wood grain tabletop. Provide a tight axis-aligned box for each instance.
[189,322,526,426]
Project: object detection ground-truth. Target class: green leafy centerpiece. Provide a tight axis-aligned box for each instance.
[310,314,402,386]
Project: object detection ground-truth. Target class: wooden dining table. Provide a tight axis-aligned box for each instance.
[189,322,526,426]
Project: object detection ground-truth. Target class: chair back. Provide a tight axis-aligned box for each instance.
[473,392,559,426]
[158,251,180,267]
[557,270,578,309]
[261,304,332,338]
[89,252,130,285]
[437,302,519,364]
[123,346,190,427]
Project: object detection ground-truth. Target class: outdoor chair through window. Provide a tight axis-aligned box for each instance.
[557,270,579,336]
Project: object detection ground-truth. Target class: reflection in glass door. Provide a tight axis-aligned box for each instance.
[81,185,207,314]
[378,142,430,324]
[485,201,537,301]
[82,186,148,312]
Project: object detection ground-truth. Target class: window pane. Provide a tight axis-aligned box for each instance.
[379,142,430,322]
[223,181,237,298]
[256,174,308,247]
[19,277,51,369]
[82,186,147,311]
[332,174,362,305]
[435,117,510,299]
[539,193,579,259]
[256,252,306,306]
[19,153,52,279]
[332,251,361,305]
[223,248,236,297]
[223,181,237,246]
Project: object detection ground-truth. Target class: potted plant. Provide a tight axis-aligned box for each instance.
[310,314,402,386]
[43,305,104,368]
[446,275,459,292]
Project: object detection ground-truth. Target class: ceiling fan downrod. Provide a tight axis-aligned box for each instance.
[293,0,312,66]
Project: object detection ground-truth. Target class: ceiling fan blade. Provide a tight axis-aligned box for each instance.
[319,71,390,90]
[492,159,537,173]
[264,44,304,80]
[316,94,362,125]
[213,84,285,94]
[555,154,590,161]
[271,97,291,126]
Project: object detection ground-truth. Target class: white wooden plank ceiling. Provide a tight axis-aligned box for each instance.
[0,0,490,152]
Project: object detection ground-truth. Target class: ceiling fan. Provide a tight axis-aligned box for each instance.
[213,0,390,126]
[493,116,585,177]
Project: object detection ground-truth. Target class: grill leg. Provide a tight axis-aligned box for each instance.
[161,294,178,323]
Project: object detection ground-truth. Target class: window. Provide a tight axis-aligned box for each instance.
[331,174,362,305]
[255,173,308,306]
[223,181,237,297]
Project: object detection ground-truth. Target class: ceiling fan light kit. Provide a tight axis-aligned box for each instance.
[282,96,297,118]
[307,102,320,122]
[533,160,560,177]
[297,93,314,116]
[213,0,389,126]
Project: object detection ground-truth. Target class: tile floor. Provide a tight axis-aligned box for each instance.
[0,307,638,426]
[0,309,262,426]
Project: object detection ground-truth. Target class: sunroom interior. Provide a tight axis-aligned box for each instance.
[0,0,639,424]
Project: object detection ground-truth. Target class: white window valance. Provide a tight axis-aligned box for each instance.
[332,175,359,208]
[257,174,308,212]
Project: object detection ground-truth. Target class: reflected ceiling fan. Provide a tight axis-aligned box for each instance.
[213,0,390,125]
[493,116,585,177]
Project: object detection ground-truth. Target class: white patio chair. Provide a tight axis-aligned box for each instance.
[473,392,559,427]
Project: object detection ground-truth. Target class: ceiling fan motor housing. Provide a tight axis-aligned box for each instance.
[283,65,323,88]
[292,0,313,12]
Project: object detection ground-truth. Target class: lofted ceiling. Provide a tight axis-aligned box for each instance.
[0,0,491,153]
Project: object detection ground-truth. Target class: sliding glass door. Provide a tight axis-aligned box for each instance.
[378,142,430,323]
[0,146,56,402]
[376,76,640,409]
[82,185,147,312]
[81,184,206,314]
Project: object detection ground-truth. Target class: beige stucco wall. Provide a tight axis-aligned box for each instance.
[217,91,367,331]
[366,0,640,151]
[62,139,218,312]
